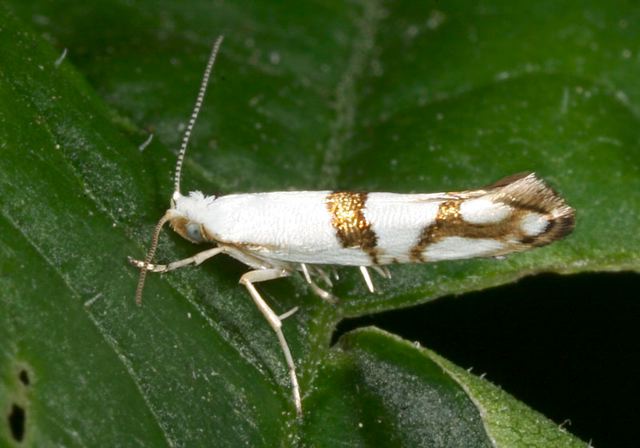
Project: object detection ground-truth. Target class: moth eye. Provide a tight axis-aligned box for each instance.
[186,222,204,242]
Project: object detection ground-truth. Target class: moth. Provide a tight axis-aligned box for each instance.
[130,36,575,417]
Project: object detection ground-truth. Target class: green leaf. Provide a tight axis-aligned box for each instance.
[304,328,584,447]
[2,0,637,446]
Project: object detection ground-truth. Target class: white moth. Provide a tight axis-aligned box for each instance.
[130,36,575,417]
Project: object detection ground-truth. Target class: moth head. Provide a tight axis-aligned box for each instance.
[133,191,216,305]
[168,191,216,243]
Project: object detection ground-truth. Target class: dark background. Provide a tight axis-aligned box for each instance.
[336,272,640,448]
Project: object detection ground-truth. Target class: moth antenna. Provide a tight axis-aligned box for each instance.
[174,35,224,195]
[135,212,172,305]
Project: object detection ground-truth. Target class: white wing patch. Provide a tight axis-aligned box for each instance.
[364,193,441,263]
[459,197,511,224]
[520,212,548,236]
[424,237,506,261]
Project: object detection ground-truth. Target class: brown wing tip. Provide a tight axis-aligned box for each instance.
[545,208,576,243]
[483,172,534,189]
[494,172,576,245]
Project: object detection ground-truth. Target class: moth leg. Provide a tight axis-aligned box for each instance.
[359,266,375,293]
[239,268,302,417]
[129,246,224,273]
[300,263,338,303]
[279,306,299,321]
[371,265,392,279]
[308,265,333,287]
